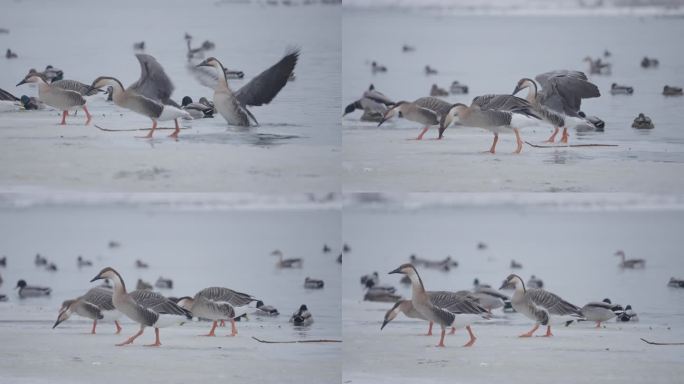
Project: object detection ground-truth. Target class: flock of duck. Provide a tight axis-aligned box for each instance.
[0,244,347,346]
[0,33,299,139]
[345,46,682,152]
[360,249,666,348]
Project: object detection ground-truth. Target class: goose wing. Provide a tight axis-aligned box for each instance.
[128,54,177,106]
[131,289,191,319]
[429,291,489,315]
[0,87,19,101]
[82,287,115,311]
[235,48,299,107]
[197,287,255,307]
[79,301,104,319]
[415,96,451,117]
[52,79,100,96]
[536,70,600,116]
[475,287,510,300]
[472,94,539,119]
[527,288,582,316]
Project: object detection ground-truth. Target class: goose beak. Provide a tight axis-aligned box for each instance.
[196,60,209,68]
[512,85,522,95]
[498,280,509,290]
[89,274,102,283]
[377,117,387,127]
[84,86,97,95]
[52,317,63,329]
[16,79,26,87]
[380,319,389,330]
[388,267,403,275]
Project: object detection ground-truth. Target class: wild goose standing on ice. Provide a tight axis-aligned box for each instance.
[90,267,192,346]
[53,286,123,334]
[378,97,454,140]
[513,70,600,143]
[389,264,489,347]
[196,49,299,127]
[17,74,92,125]
[440,94,541,154]
[177,287,256,337]
[500,274,582,337]
[88,76,190,139]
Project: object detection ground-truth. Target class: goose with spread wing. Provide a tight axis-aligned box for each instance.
[196,49,299,127]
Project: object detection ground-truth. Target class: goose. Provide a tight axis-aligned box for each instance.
[271,249,303,268]
[513,70,600,143]
[154,277,173,289]
[614,250,645,268]
[34,254,47,266]
[500,274,582,337]
[53,287,123,334]
[430,84,448,97]
[611,83,634,95]
[127,54,179,107]
[17,73,92,125]
[137,279,153,290]
[378,97,454,140]
[90,267,192,346]
[195,49,299,127]
[663,85,683,96]
[668,277,684,288]
[425,65,438,75]
[87,76,190,139]
[135,259,148,268]
[77,256,93,268]
[617,305,638,322]
[344,84,394,122]
[360,272,379,287]
[181,96,214,119]
[631,113,654,129]
[510,260,523,269]
[15,279,51,298]
[6,49,18,59]
[565,298,623,328]
[450,81,469,94]
[641,57,659,68]
[389,264,489,347]
[255,300,279,316]
[177,287,256,337]
[527,275,543,288]
[304,277,324,289]
[583,57,611,75]
[371,61,387,73]
[290,304,313,326]
[24,69,98,99]
[440,94,541,154]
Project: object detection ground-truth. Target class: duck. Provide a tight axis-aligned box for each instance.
[46,263,58,272]
[577,111,605,131]
[271,249,303,268]
[255,300,279,316]
[87,76,190,139]
[77,256,93,268]
[364,280,397,293]
[527,275,544,289]
[304,277,324,289]
[472,278,491,290]
[20,95,44,110]
[17,73,92,125]
[181,96,214,119]
[583,57,611,75]
[343,244,351,253]
[450,81,469,94]
[133,41,145,51]
[663,85,683,96]
[0,294,7,302]
[41,65,64,83]
[0,271,3,286]
[364,289,402,303]
[337,253,342,264]
[371,61,387,73]
[136,279,153,290]
[15,280,51,298]
[322,244,331,253]
[343,84,395,122]
[424,65,438,75]
[616,305,638,322]
[90,267,192,346]
[510,260,523,269]
[402,44,415,52]
[565,298,623,328]
[500,274,582,337]
[477,242,487,250]
[177,287,256,336]
[641,57,659,68]
[360,272,379,287]
[290,304,313,326]
[135,259,149,268]
[108,241,121,249]
[610,83,634,95]
[154,277,173,289]
[667,277,684,288]
[35,254,47,266]
[430,84,448,97]
[52,287,123,334]
[614,250,645,268]
[5,49,17,59]
[389,264,490,347]
[0,256,5,267]
[472,285,510,312]
[631,113,654,129]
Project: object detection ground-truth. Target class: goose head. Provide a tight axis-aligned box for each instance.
[16,74,46,87]
[513,78,535,95]
[90,267,120,283]
[381,300,405,330]
[378,101,405,127]
[53,299,77,329]
[86,76,124,95]
[500,274,525,291]
[196,57,223,69]
[441,103,467,131]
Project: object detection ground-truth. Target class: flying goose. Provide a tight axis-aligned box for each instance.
[614,250,645,268]
[17,74,92,125]
[90,267,192,346]
[378,97,454,140]
[52,287,123,334]
[344,84,394,122]
[500,274,582,337]
[255,300,279,316]
[195,49,299,127]
[271,249,303,268]
[177,287,256,337]
[15,279,51,298]
[513,70,600,143]
[440,94,541,154]
[290,304,313,326]
[565,298,623,328]
[88,76,190,139]
[390,264,489,347]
